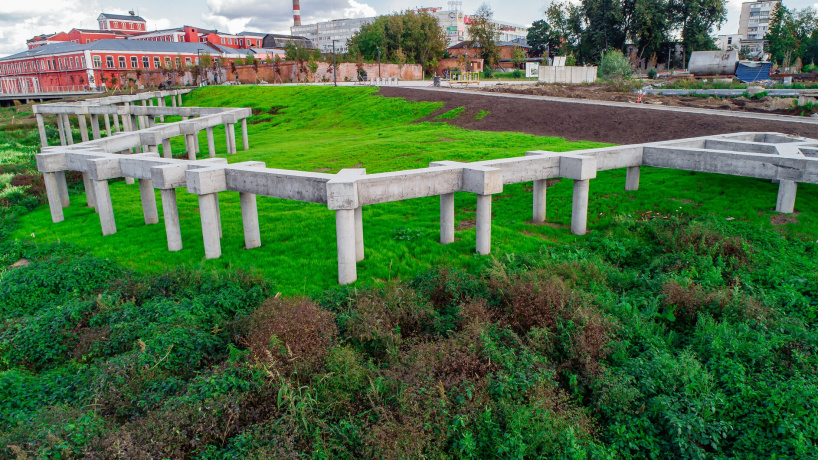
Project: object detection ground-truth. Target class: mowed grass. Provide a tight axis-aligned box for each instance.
[14,86,818,293]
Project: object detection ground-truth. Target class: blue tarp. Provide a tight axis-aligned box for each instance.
[736,62,772,82]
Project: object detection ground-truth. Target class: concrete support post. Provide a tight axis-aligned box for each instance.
[90,114,101,140]
[56,114,66,145]
[158,97,165,122]
[103,114,112,136]
[35,114,48,147]
[571,179,590,236]
[148,98,153,106]
[224,124,231,153]
[82,172,96,209]
[335,209,357,284]
[43,172,64,223]
[240,192,260,249]
[78,115,89,142]
[113,113,120,132]
[62,114,73,145]
[185,134,197,160]
[625,166,640,191]
[177,93,182,106]
[198,193,221,259]
[532,179,547,223]
[440,192,455,244]
[171,95,177,107]
[776,180,797,213]
[194,128,200,153]
[354,206,364,262]
[138,179,159,225]
[227,123,237,154]
[162,139,172,159]
[475,194,492,255]
[56,171,69,207]
[93,179,116,235]
[160,189,183,251]
[241,119,249,150]
[206,127,215,157]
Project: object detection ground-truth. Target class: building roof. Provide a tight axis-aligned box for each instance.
[237,31,267,36]
[71,28,127,35]
[1,39,219,61]
[99,13,146,22]
[262,34,315,49]
[1,42,86,61]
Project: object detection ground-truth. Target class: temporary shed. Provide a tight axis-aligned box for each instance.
[736,61,772,82]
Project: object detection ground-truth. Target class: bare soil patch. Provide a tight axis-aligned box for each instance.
[379,87,818,145]
[771,212,800,226]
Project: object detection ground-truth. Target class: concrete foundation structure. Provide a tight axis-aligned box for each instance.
[33,92,818,286]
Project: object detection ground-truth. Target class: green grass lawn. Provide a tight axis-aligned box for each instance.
[13,86,818,293]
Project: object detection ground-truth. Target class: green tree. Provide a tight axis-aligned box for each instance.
[581,0,627,62]
[199,53,213,67]
[669,0,727,60]
[347,10,446,69]
[631,0,672,60]
[511,47,527,67]
[766,5,818,66]
[527,20,555,57]
[467,3,501,67]
[245,54,256,66]
[307,55,319,74]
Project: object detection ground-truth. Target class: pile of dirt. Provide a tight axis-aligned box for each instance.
[379,87,818,145]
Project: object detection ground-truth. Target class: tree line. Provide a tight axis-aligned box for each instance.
[765,4,818,68]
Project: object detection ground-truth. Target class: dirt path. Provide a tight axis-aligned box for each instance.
[379,87,818,145]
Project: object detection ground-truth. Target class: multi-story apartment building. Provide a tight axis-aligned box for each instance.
[738,1,781,40]
[291,17,375,54]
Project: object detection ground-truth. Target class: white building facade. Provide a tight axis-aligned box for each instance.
[738,1,781,40]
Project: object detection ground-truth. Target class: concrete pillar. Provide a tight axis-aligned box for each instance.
[177,93,182,106]
[148,98,153,106]
[104,114,112,136]
[241,119,249,150]
[335,208,357,284]
[776,180,797,213]
[571,179,590,236]
[171,95,177,107]
[198,193,221,259]
[82,172,96,209]
[224,124,231,153]
[185,134,196,160]
[162,138,172,159]
[158,96,165,122]
[240,192,260,249]
[56,171,69,207]
[533,179,547,223]
[228,123,237,154]
[78,114,89,142]
[113,114,120,132]
[475,194,492,255]
[355,206,364,262]
[93,179,116,235]
[206,127,215,158]
[138,179,159,225]
[215,194,223,238]
[440,192,455,244]
[62,114,73,145]
[56,114,66,146]
[194,128,200,153]
[625,166,640,191]
[90,114,101,140]
[43,172,64,223]
[160,189,183,251]
[35,114,48,147]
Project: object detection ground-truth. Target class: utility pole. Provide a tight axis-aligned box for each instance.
[377,46,381,79]
[332,41,337,86]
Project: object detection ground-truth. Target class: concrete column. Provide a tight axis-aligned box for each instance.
[35,114,48,147]
[177,93,182,106]
[162,138,172,159]
[160,189,183,251]
[224,124,231,153]
[776,180,797,213]
[113,114,120,132]
[206,127,215,158]
[571,179,590,236]
[56,114,66,146]
[240,192,260,249]
[228,123,237,154]
[82,172,96,209]
[241,119,249,150]
[56,171,69,207]
[475,194,492,255]
[198,193,222,259]
[78,115,89,142]
[533,179,547,223]
[62,114,73,145]
[93,179,116,235]
[90,114,101,140]
[158,96,165,122]
[440,192,455,244]
[335,208,357,284]
[625,166,640,191]
[355,206,364,262]
[185,134,196,160]
[215,194,223,238]
[43,172,64,223]
[104,114,112,136]
[194,128,200,153]
[171,95,177,107]
[148,98,153,106]
[138,179,159,225]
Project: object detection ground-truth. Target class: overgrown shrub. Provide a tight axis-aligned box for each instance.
[598,49,633,80]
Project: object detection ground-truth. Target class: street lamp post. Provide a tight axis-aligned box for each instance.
[198,49,203,86]
[332,39,339,87]
[377,46,381,79]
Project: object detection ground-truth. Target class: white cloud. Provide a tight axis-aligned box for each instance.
[344,0,377,18]
[203,0,377,34]
[0,0,101,55]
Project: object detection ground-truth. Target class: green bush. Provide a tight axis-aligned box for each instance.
[511,69,523,78]
[598,49,633,80]
[648,68,658,79]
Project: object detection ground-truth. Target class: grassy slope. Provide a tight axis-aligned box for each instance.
[12,86,818,293]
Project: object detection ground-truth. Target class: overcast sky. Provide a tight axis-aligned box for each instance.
[2,0,817,57]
